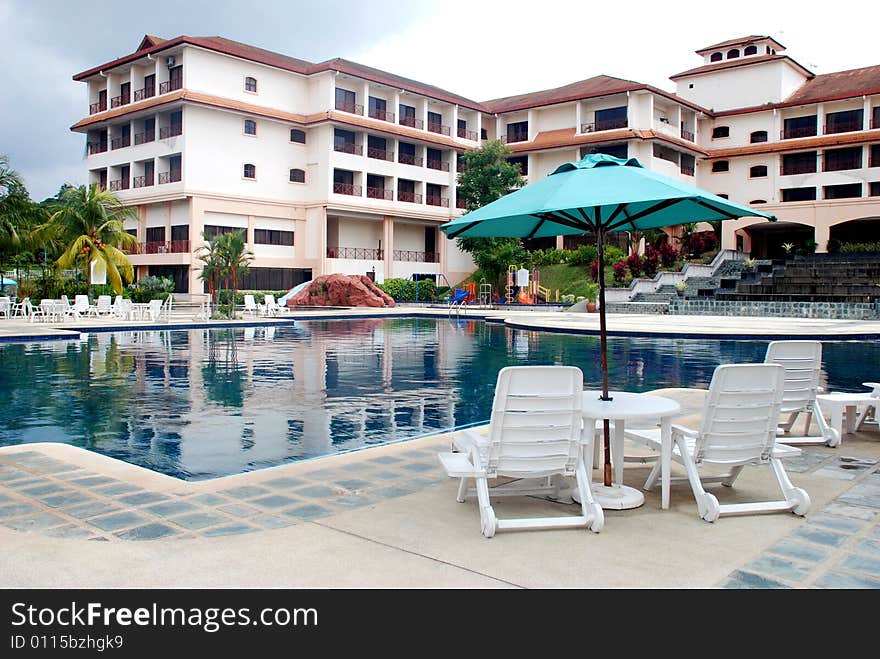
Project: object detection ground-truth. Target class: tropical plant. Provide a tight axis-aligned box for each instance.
[215,230,253,318]
[743,258,758,269]
[195,233,223,306]
[0,155,46,281]
[38,183,137,294]
[612,260,628,283]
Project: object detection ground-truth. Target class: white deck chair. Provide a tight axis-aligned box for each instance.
[142,298,163,321]
[626,363,810,522]
[243,294,258,318]
[111,296,131,319]
[854,382,880,431]
[90,295,112,317]
[69,294,90,318]
[764,340,839,447]
[438,365,603,537]
[0,296,10,319]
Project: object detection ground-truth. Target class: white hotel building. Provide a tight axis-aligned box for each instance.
[73,35,880,298]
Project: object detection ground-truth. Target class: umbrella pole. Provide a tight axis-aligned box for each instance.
[596,226,613,487]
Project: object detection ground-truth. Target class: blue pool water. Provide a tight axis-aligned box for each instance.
[0,318,877,480]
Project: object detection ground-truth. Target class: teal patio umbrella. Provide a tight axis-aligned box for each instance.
[440,154,775,489]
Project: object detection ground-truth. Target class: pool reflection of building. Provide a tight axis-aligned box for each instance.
[111,320,468,478]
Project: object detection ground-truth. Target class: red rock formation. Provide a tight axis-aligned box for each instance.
[288,274,396,308]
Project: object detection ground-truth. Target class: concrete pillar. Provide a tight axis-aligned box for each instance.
[496,116,502,141]
[246,215,254,249]
[575,102,582,134]
[391,91,400,122]
[527,109,536,140]
[439,225,448,274]
[362,81,370,115]
[451,105,459,138]
[382,215,394,279]
[864,97,872,130]
[817,103,825,135]
[814,223,830,253]
[556,236,564,249]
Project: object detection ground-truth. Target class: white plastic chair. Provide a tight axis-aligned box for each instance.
[69,294,90,318]
[90,295,112,317]
[0,296,9,319]
[764,340,839,447]
[111,296,131,319]
[438,365,603,537]
[263,294,289,316]
[142,299,164,321]
[625,363,810,522]
[242,294,258,318]
[854,382,880,432]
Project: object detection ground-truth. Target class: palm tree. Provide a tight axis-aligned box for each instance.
[41,183,138,294]
[194,232,223,309]
[0,155,46,290]
[215,230,253,319]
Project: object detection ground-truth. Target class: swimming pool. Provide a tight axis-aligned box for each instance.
[0,318,876,480]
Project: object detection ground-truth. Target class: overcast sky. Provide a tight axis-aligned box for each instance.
[2,0,878,200]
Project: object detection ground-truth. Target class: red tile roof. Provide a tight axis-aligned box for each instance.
[483,75,642,113]
[784,63,880,104]
[695,35,784,54]
[670,54,812,80]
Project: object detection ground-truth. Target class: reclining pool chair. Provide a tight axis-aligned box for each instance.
[764,340,839,447]
[438,365,603,537]
[625,363,810,522]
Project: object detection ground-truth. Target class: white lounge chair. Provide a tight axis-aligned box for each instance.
[438,365,603,537]
[855,382,880,431]
[90,295,113,317]
[625,363,810,522]
[764,340,839,447]
[69,294,90,319]
[0,296,10,319]
[262,294,289,316]
[243,294,259,318]
[110,296,131,319]
[142,298,164,321]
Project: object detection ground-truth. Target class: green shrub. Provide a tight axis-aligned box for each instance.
[561,294,575,304]
[530,248,568,266]
[839,241,880,253]
[603,245,626,264]
[129,275,174,303]
[568,245,598,266]
[377,278,436,301]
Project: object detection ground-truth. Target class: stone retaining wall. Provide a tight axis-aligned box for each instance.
[604,302,669,315]
[669,299,880,319]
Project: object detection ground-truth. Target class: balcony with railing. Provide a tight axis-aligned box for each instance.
[681,128,695,142]
[427,122,450,136]
[159,125,182,139]
[680,164,695,176]
[581,117,629,133]
[333,182,361,196]
[334,141,363,155]
[88,142,108,155]
[111,135,131,150]
[780,161,817,176]
[397,191,422,203]
[399,116,424,129]
[159,78,182,95]
[781,125,818,140]
[426,159,449,172]
[108,179,129,192]
[455,197,467,209]
[326,246,382,259]
[367,147,394,161]
[457,127,478,141]
[426,195,449,207]
[134,130,155,145]
[368,108,395,122]
[89,99,107,114]
[501,131,529,143]
[137,240,190,255]
[824,120,864,135]
[110,93,130,108]
[393,250,439,263]
[366,186,393,200]
[132,175,154,188]
[158,170,182,184]
[133,85,155,102]
[398,153,423,166]
[335,100,364,115]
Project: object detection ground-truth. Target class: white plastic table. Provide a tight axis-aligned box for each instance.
[580,390,681,510]
[817,383,880,441]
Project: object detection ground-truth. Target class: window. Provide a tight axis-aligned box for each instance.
[399,104,418,128]
[823,146,862,171]
[506,120,528,143]
[749,199,767,204]
[874,107,880,129]
[243,163,255,179]
[750,130,768,143]
[368,96,389,121]
[507,155,528,176]
[652,143,679,164]
[594,106,628,131]
[711,160,729,172]
[398,141,418,165]
[581,143,627,159]
[290,128,306,144]
[783,115,817,139]
[244,119,256,136]
[824,183,862,199]
[870,182,880,196]
[480,128,488,140]
[781,187,817,202]
[203,225,239,240]
[254,229,294,246]
[712,126,730,139]
[727,49,740,59]
[744,45,758,56]
[427,111,444,134]
[171,225,189,242]
[710,52,722,62]
[289,168,305,183]
[872,144,880,167]
[782,151,817,175]
[335,88,357,113]
[244,76,257,93]
[680,153,695,176]
[368,135,390,160]
[749,165,768,178]
[825,109,863,134]
[146,227,165,243]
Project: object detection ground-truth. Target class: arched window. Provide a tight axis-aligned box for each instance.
[744,45,758,56]
[712,126,730,139]
[750,130,768,143]
[710,52,722,62]
[750,165,768,178]
[289,168,305,183]
[244,76,257,93]
[750,199,767,204]
[290,129,306,144]
[712,161,729,173]
[727,49,740,59]
[244,119,256,135]
[243,163,255,179]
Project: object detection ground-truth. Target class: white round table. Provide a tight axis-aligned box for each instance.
[578,390,682,510]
